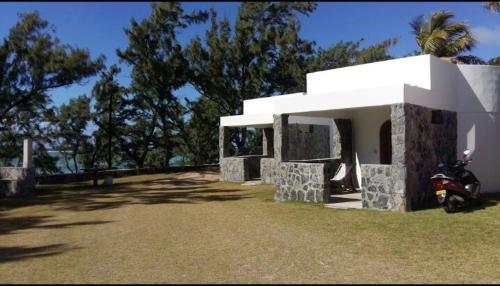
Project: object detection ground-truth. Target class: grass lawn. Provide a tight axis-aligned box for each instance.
[1,168,499,283]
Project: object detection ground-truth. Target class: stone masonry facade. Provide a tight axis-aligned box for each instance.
[361,164,401,210]
[219,155,264,182]
[359,103,457,211]
[220,102,457,212]
[288,124,330,160]
[400,103,457,210]
[274,160,337,203]
[260,158,277,184]
[0,167,35,197]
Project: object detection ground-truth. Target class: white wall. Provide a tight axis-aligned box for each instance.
[456,64,500,193]
[458,113,500,193]
[274,85,405,115]
[306,55,432,95]
[243,92,305,115]
[288,115,332,126]
[351,106,392,165]
[457,65,500,113]
[314,106,391,190]
[429,56,459,109]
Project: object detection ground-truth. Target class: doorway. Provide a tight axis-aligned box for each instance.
[379,120,392,164]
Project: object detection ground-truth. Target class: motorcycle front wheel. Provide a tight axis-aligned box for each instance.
[444,196,458,213]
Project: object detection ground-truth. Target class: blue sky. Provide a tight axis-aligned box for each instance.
[1,2,499,108]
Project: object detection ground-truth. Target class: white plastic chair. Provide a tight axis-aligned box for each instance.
[330,163,353,193]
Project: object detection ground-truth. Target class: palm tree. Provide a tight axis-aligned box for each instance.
[410,10,476,57]
[484,1,500,13]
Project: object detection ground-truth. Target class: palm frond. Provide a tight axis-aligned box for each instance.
[409,15,424,36]
[429,10,454,31]
[484,1,500,13]
[409,10,477,57]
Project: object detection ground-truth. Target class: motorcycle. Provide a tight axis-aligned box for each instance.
[430,149,481,213]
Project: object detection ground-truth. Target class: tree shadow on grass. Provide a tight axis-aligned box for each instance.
[35,174,217,192]
[1,175,254,213]
[51,187,253,211]
[0,215,113,235]
[0,244,81,264]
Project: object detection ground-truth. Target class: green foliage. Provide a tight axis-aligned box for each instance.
[186,2,317,155]
[410,10,476,57]
[488,57,500,65]
[308,38,398,72]
[91,65,127,169]
[0,11,104,128]
[177,96,221,165]
[143,149,164,168]
[119,114,158,168]
[53,95,91,174]
[117,2,208,167]
[0,11,103,173]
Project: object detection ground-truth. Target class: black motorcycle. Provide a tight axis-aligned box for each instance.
[430,150,481,213]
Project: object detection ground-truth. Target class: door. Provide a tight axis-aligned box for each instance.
[380,120,392,164]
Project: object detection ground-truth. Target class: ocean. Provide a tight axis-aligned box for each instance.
[47,151,183,174]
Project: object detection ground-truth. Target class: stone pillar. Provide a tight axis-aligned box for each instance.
[333,119,353,164]
[23,138,33,169]
[219,126,230,163]
[273,114,289,163]
[390,103,407,211]
[330,120,340,160]
[392,103,457,211]
[262,128,274,156]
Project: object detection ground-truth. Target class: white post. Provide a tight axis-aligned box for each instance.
[23,138,32,169]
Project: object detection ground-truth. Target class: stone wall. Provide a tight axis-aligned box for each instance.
[288,124,330,160]
[0,167,35,197]
[220,157,246,182]
[361,164,404,210]
[260,158,277,184]
[399,103,457,210]
[360,103,456,212]
[274,114,289,163]
[219,126,230,162]
[391,104,409,211]
[219,156,264,182]
[274,160,336,203]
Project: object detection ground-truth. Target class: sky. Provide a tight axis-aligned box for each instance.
[0,1,499,109]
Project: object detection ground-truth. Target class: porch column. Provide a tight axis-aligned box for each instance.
[219,126,230,163]
[262,128,274,157]
[331,119,352,164]
[337,119,353,164]
[273,114,289,163]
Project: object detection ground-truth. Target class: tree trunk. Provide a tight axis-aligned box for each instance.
[107,92,113,170]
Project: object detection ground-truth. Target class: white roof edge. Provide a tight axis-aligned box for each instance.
[243,92,306,102]
[220,114,274,127]
[306,54,432,76]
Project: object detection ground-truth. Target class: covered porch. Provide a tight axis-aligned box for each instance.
[220,101,457,212]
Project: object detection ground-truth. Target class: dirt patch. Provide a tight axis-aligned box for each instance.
[142,169,220,189]
[175,170,219,182]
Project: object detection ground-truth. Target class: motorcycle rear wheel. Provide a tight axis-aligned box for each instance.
[444,196,457,213]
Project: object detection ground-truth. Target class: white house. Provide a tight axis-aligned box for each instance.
[218,54,500,211]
